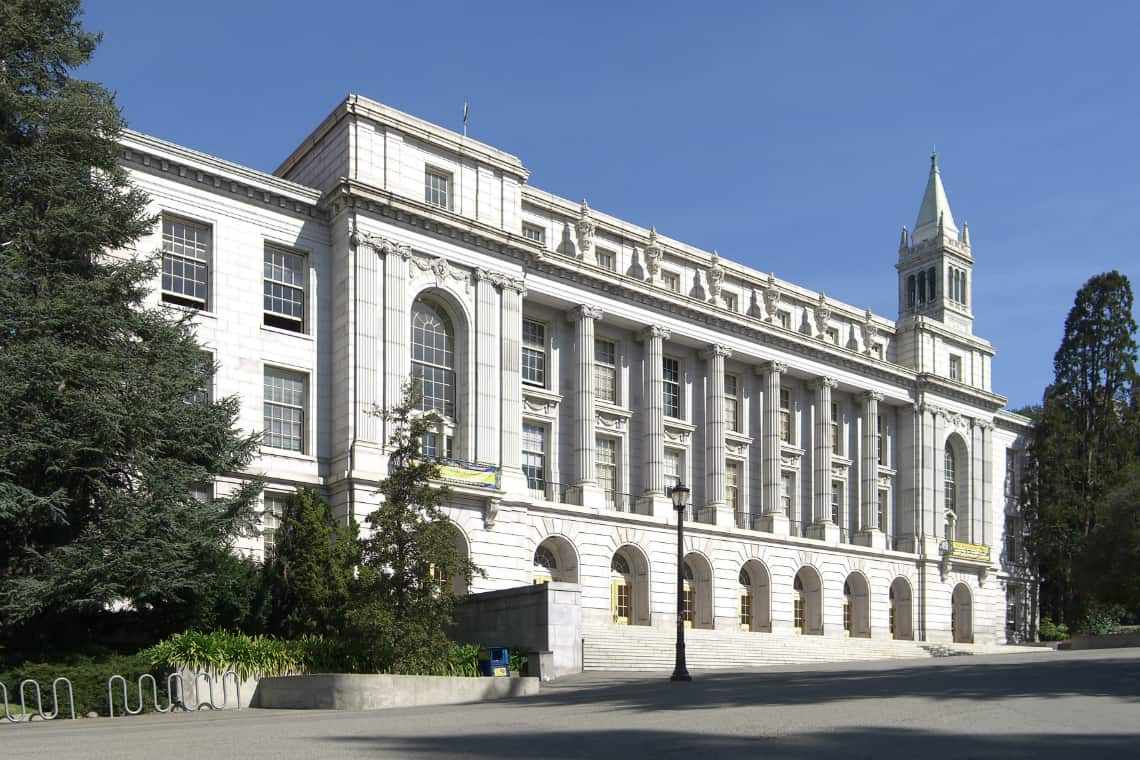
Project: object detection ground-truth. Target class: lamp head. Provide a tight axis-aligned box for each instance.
[670,483,690,511]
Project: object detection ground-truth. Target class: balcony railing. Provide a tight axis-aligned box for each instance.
[525,480,581,505]
[690,506,717,525]
[734,511,765,531]
[788,520,805,537]
[607,491,642,514]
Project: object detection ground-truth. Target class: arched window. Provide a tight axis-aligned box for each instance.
[534,546,557,571]
[611,554,630,575]
[739,569,751,587]
[411,299,455,418]
[944,444,957,515]
[917,271,926,304]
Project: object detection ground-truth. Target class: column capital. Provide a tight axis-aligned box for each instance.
[568,304,605,322]
[813,376,839,391]
[862,390,885,403]
[639,324,671,342]
[700,344,732,360]
[755,360,788,377]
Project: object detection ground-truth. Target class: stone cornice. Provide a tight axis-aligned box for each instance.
[121,130,322,219]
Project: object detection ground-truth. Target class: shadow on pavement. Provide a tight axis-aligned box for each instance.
[326,727,1140,759]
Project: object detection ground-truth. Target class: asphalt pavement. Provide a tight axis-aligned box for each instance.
[3,649,1138,759]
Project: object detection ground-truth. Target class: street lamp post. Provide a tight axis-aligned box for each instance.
[670,483,692,682]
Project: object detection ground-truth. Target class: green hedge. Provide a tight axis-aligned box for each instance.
[0,653,168,717]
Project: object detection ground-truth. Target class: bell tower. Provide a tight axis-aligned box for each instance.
[896,152,974,335]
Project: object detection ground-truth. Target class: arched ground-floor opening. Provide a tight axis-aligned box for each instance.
[889,577,914,640]
[843,572,871,638]
[739,560,771,632]
[952,583,973,643]
[682,552,714,629]
[610,544,651,626]
[433,524,469,596]
[794,566,823,635]
[533,535,579,584]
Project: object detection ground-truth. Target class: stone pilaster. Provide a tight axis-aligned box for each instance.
[381,238,411,448]
[979,420,992,550]
[499,279,526,493]
[701,344,731,524]
[474,270,500,465]
[808,376,839,542]
[569,305,604,505]
[639,325,672,517]
[856,391,886,550]
[755,361,790,536]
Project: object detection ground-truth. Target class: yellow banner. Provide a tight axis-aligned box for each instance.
[437,462,499,489]
[950,541,990,562]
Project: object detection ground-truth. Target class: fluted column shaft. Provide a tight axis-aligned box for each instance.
[761,362,787,514]
[861,391,883,530]
[474,271,500,464]
[382,244,410,446]
[571,306,604,485]
[499,282,524,472]
[641,326,670,496]
[702,345,731,509]
[813,377,838,524]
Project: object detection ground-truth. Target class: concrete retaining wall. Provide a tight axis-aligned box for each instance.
[253,673,539,710]
[1069,632,1140,650]
[449,582,582,680]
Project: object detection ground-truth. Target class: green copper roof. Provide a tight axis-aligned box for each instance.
[913,151,958,244]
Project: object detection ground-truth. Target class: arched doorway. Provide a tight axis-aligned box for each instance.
[739,560,771,632]
[682,552,714,629]
[889,577,914,640]
[843,572,870,638]
[952,583,973,643]
[793,566,823,635]
[610,544,650,626]
[431,524,469,596]
[532,536,578,584]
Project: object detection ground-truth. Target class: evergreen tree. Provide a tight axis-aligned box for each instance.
[346,387,479,672]
[1025,271,1139,623]
[264,489,359,638]
[0,1,260,643]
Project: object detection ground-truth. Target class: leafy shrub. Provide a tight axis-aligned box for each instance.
[0,653,168,717]
[1078,604,1126,636]
[1038,617,1069,641]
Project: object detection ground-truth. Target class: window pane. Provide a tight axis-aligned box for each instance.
[522,423,546,492]
[264,368,306,452]
[522,320,546,386]
[595,339,616,403]
[663,358,681,418]
[161,218,211,307]
[263,247,306,330]
[412,300,456,417]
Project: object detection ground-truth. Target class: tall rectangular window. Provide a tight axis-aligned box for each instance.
[781,472,794,517]
[595,338,617,404]
[522,423,547,495]
[949,354,963,381]
[726,461,740,513]
[264,367,307,452]
[425,167,451,209]
[1005,449,1018,497]
[262,492,289,557]
[521,319,546,387]
[779,388,792,444]
[161,216,211,309]
[596,248,616,271]
[724,374,740,433]
[664,448,683,496]
[263,246,306,332]
[522,223,545,244]
[878,488,889,534]
[831,481,844,525]
[663,357,681,418]
[596,437,617,508]
[830,402,841,455]
[662,271,680,293]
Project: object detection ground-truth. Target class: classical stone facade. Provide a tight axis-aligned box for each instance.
[119,94,1036,649]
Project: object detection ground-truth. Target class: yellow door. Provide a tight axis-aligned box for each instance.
[739,591,753,631]
[683,581,693,628]
[843,599,852,637]
[611,580,630,625]
[794,593,804,634]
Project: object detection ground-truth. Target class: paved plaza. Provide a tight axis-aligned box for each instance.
[4,649,1138,759]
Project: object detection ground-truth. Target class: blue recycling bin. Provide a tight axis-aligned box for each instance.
[478,647,510,677]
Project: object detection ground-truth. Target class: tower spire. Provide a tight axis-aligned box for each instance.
[912,150,958,244]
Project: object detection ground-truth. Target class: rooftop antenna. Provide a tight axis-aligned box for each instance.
[463,102,469,137]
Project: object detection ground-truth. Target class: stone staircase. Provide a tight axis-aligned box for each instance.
[581,624,1045,671]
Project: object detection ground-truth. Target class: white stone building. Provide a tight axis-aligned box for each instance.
[119,94,1037,652]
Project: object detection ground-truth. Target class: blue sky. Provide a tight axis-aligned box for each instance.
[82,1,1140,410]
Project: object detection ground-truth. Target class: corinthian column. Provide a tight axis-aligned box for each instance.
[569,305,604,502]
[856,391,887,550]
[498,279,526,493]
[702,344,731,524]
[756,361,790,536]
[381,240,411,448]
[474,270,500,466]
[807,377,840,543]
[639,325,671,517]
